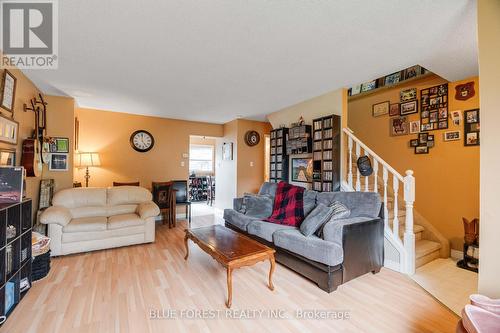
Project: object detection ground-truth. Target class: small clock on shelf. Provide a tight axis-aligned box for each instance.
[130,130,154,152]
[244,130,260,147]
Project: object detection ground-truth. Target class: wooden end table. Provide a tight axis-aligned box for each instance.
[184,225,276,308]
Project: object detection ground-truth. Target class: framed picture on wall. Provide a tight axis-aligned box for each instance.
[389,103,400,116]
[0,113,19,144]
[0,148,16,166]
[372,101,390,117]
[291,158,313,183]
[464,109,480,146]
[390,116,409,136]
[49,153,69,171]
[49,137,70,153]
[0,70,17,115]
[222,142,233,160]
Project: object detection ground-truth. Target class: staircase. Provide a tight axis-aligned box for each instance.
[342,128,449,274]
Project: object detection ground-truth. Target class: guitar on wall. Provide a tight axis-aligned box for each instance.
[21,103,43,177]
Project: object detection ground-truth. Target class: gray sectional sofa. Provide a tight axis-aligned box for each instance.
[223,182,384,292]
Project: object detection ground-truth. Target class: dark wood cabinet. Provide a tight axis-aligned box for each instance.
[312,115,341,192]
[269,128,289,183]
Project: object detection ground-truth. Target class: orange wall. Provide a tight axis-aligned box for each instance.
[236,119,272,196]
[0,69,75,223]
[214,119,271,209]
[348,74,480,250]
[75,107,223,188]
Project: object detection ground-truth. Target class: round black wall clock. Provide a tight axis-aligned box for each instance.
[130,130,155,152]
[244,130,260,146]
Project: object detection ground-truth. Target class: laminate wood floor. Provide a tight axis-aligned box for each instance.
[0,215,458,333]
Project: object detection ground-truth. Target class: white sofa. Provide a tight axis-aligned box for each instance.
[40,186,160,256]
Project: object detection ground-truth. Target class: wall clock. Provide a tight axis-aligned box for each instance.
[244,130,260,146]
[130,130,154,152]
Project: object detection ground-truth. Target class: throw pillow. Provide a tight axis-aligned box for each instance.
[315,201,351,238]
[244,194,274,219]
[303,190,318,217]
[299,203,336,237]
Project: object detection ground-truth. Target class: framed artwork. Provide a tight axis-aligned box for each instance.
[404,65,421,80]
[400,100,418,116]
[0,148,16,166]
[400,88,417,102]
[409,120,420,134]
[444,131,461,141]
[384,72,401,86]
[420,83,448,131]
[415,146,429,154]
[49,137,70,153]
[0,70,17,115]
[361,80,377,92]
[49,153,69,171]
[0,113,19,144]
[410,132,435,154]
[390,116,409,136]
[350,85,362,96]
[451,110,462,126]
[372,101,390,117]
[222,142,233,160]
[464,109,480,146]
[389,103,400,116]
[291,158,313,183]
[38,179,55,210]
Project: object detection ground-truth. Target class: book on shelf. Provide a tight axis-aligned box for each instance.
[314,131,322,140]
[313,120,322,130]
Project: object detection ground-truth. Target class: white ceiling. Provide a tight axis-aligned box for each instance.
[23,0,478,124]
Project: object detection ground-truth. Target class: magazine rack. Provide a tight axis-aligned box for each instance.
[0,199,32,325]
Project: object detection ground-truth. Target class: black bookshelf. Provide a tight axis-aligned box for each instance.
[0,199,32,325]
[286,124,312,155]
[269,127,289,183]
[312,115,341,192]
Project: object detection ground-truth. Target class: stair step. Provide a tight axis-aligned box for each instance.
[415,239,442,268]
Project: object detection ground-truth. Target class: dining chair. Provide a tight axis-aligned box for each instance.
[152,181,176,228]
[172,180,191,227]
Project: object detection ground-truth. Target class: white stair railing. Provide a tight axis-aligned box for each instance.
[343,128,415,274]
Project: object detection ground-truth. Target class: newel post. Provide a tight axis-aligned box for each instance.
[403,170,416,274]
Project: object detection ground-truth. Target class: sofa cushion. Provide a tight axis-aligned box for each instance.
[62,225,145,243]
[321,216,375,244]
[53,188,107,208]
[244,195,273,219]
[108,204,138,216]
[303,190,317,217]
[107,186,152,205]
[108,213,144,230]
[316,192,381,218]
[70,206,108,219]
[315,201,351,238]
[223,209,259,231]
[258,182,278,198]
[247,220,296,242]
[273,229,343,266]
[63,216,107,233]
[299,203,336,237]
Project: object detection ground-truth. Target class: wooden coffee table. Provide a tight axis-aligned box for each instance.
[184,225,276,308]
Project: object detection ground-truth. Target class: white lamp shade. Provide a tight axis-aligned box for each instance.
[75,152,101,167]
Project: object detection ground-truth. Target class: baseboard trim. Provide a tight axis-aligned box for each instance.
[450,249,463,260]
[384,259,402,273]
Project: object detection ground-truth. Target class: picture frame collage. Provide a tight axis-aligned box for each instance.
[420,83,449,131]
[409,132,435,154]
[464,109,480,146]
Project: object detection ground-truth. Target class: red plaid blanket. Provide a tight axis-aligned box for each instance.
[265,181,305,226]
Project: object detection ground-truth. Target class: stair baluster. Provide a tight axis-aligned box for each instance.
[348,136,353,188]
[355,142,361,191]
[383,167,389,229]
[393,174,400,242]
[373,159,379,193]
[364,152,370,192]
